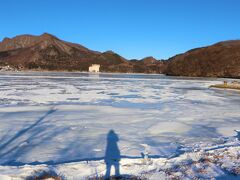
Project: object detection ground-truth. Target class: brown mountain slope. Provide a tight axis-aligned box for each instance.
[165,40,240,78]
[0,33,134,72]
[0,33,166,73]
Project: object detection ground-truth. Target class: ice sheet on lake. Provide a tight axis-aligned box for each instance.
[0,72,240,166]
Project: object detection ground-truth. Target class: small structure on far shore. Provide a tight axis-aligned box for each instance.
[89,64,100,73]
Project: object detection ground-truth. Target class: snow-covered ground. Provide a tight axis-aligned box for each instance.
[0,72,239,179]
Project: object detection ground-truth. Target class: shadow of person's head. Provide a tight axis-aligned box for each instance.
[107,130,119,142]
[105,130,121,178]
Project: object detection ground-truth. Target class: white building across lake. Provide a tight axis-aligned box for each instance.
[89,64,100,72]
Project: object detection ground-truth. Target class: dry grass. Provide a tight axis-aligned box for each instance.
[26,169,64,180]
[88,174,144,180]
[210,84,240,90]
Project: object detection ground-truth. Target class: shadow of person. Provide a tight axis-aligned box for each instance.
[104,130,121,179]
[235,130,240,141]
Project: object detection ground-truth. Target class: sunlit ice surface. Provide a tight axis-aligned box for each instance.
[0,72,239,165]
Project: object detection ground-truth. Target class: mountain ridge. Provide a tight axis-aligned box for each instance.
[0,33,165,73]
[165,40,240,78]
[0,33,240,78]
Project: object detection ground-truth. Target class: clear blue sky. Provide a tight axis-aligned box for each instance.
[1,0,240,59]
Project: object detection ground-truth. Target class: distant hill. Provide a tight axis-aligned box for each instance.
[165,40,240,78]
[0,33,164,73]
[130,56,166,73]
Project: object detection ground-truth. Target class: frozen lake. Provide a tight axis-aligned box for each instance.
[0,72,240,165]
